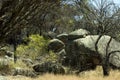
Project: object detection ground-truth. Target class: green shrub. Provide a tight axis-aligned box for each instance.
[16,34,49,60]
[45,51,58,62]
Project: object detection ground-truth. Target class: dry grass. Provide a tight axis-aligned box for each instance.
[7,66,120,80]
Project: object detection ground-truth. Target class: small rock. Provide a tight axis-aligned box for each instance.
[0,76,7,80]
[12,67,37,77]
[33,62,65,74]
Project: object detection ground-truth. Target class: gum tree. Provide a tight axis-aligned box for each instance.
[0,0,60,62]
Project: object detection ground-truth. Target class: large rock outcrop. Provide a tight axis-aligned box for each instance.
[74,35,120,67]
[48,29,120,76]
[73,35,120,75]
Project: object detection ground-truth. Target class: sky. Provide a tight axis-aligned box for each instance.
[63,0,120,5]
[114,0,120,4]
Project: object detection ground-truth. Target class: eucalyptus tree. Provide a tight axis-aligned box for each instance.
[0,0,61,63]
[0,0,61,43]
[75,0,120,36]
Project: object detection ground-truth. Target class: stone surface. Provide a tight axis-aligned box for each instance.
[73,35,120,68]
[68,29,90,40]
[57,33,68,43]
[48,39,65,52]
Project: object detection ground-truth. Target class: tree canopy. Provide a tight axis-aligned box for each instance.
[0,0,120,44]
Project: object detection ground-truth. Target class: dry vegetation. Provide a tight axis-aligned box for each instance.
[7,66,120,80]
